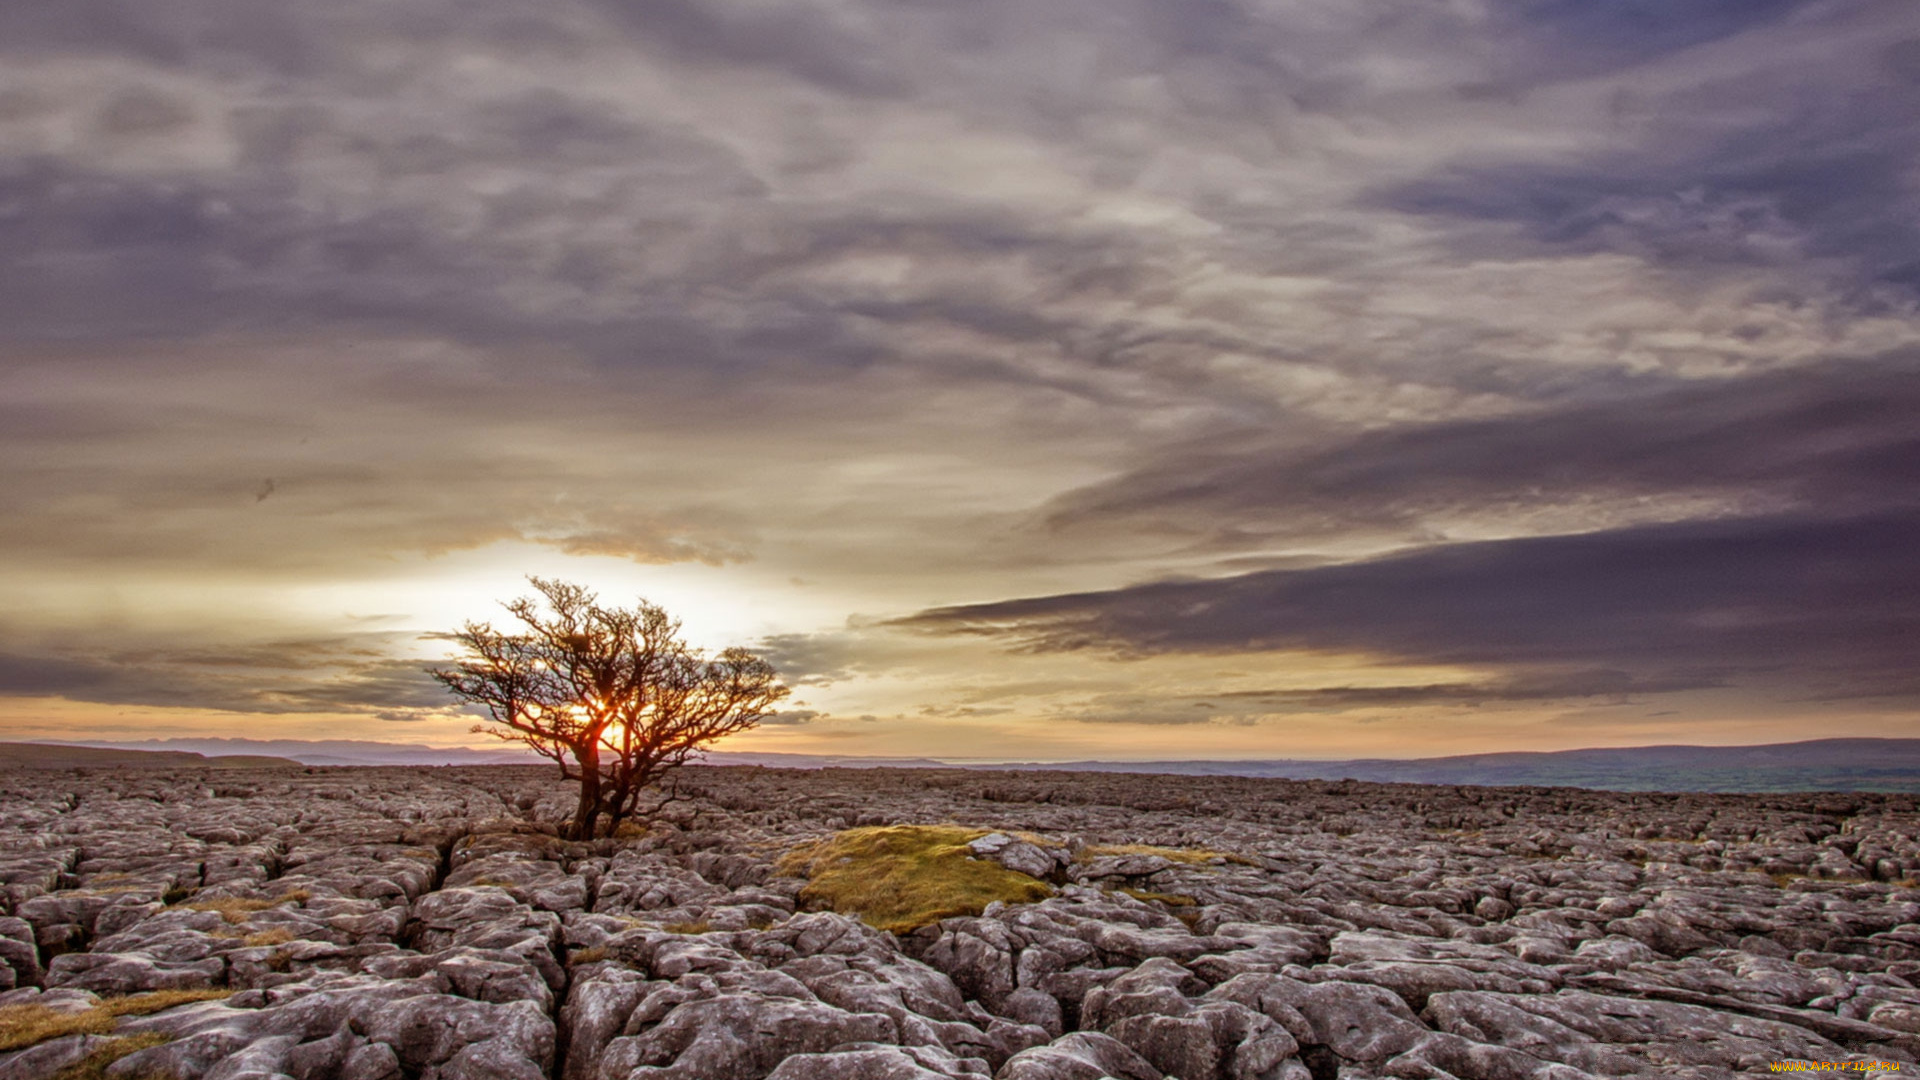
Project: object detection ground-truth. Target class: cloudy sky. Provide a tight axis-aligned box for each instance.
[3,0,1917,760]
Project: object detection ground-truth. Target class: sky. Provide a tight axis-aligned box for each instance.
[2,0,1918,761]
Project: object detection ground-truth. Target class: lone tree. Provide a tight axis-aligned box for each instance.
[432,578,788,839]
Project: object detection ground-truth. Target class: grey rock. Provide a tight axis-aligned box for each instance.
[341,1040,405,1080]
[765,1044,989,1079]
[47,951,227,993]
[0,1035,108,1080]
[967,835,1062,882]
[611,994,893,1077]
[995,1032,1165,1080]
[1000,987,1064,1038]
[18,763,1920,1080]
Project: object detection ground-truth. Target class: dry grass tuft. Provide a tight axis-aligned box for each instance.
[179,890,309,924]
[1081,843,1252,866]
[569,946,609,965]
[778,824,1053,934]
[1118,887,1197,907]
[1768,871,1868,889]
[51,1032,171,1080]
[0,990,233,1053]
[662,920,713,935]
[242,928,295,948]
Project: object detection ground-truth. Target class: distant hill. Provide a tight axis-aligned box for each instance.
[27,736,1920,792]
[709,739,1920,793]
[969,738,1920,793]
[0,743,302,769]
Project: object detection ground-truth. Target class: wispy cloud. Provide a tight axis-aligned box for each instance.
[2,0,1915,752]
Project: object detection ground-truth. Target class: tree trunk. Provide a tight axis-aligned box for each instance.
[571,742,602,840]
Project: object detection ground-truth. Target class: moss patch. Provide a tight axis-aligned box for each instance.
[0,991,232,1053]
[778,824,1054,934]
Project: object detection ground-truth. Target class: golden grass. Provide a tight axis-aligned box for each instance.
[1118,887,1197,907]
[242,928,295,948]
[662,920,713,935]
[51,1032,171,1080]
[1080,843,1252,866]
[179,890,310,924]
[778,825,1054,934]
[0,991,233,1053]
[1768,871,1869,889]
[569,946,609,965]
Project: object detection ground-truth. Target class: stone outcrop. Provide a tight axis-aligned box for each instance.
[0,766,1918,1078]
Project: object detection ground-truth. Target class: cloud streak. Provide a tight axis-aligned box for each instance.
[901,508,1920,704]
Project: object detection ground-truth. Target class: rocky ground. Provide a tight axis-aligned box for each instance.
[4,765,1920,1080]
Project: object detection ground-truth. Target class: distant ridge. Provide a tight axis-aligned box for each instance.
[22,737,1920,792]
[958,738,1920,793]
[0,743,301,769]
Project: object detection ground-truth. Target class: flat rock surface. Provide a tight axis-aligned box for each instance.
[3,765,1919,1079]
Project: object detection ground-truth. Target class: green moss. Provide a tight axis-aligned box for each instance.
[778,824,1054,934]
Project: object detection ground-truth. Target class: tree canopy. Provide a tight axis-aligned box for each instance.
[432,578,788,838]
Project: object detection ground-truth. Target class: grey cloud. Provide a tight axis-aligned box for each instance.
[0,636,449,715]
[2,0,1893,422]
[1887,38,1920,84]
[900,509,1920,703]
[754,634,865,687]
[1487,0,1813,86]
[0,165,230,341]
[1208,671,1728,710]
[751,629,956,688]
[591,0,908,98]
[1040,354,1920,550]
[1378,79,1920,294]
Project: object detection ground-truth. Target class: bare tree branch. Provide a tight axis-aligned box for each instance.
[431,578,788,838]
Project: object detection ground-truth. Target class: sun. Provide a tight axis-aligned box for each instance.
[278,540,831,658]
